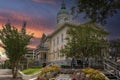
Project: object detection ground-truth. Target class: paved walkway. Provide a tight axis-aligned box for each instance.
[0,69,12,75]
[0,77,22,80]
[0,69,22,80]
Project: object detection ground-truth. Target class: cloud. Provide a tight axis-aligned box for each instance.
[0,16,6,20]
[0,9,54,48]
[27,37,40,48]
[0,9,53,38]
[32,0,57,5]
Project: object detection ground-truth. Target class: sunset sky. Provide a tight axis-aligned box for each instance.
[0,0,120,48]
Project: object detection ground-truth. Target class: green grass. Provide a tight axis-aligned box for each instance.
[22,67,41,75]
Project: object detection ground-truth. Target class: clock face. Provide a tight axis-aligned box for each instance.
[57,15,69,23]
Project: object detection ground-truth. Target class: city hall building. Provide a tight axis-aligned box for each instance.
[34,2,108,66]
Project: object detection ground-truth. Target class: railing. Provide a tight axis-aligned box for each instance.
[103,58,120,80]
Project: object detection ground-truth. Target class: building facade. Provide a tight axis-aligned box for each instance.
[35,2,108,67]
[34,2,72,65]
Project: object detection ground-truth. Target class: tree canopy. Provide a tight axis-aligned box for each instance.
[61,22,109,59]
[71,0,120,24]
[0,22,33,78]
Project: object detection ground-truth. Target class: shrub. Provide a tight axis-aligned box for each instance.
[38,64,60,80]
[81,68,106,80]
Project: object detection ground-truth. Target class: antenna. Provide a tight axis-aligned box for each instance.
[61,0,66,9]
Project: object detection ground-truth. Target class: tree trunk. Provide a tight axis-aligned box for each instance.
[12,67,18,78]
[11,63,15,78]
[12,62,19,79]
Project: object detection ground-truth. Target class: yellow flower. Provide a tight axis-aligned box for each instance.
[81,68,106,80]
[38,64,60,77]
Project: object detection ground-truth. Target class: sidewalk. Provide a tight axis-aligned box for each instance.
[0,75,22,80]
[0,76,22,80]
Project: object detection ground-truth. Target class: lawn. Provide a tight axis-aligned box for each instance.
[22,67,41,75]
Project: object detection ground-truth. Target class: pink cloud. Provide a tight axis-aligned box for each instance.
[0,9,53,38]
[0,16,6,20]
[27,37,40,48]
[0,9,53,48]
[32,0,57,5]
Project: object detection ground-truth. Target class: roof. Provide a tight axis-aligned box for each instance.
[47,22,80,38]
[47,22,108,39]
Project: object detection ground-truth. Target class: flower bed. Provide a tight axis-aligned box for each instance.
[37,65,108,80]
[71,68,107,80]
[81,68,106,80]
[37,64,60,80]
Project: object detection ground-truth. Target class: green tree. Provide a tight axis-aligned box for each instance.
[72,0,120,24]
[61,22,109,66]
[0,22,33,78]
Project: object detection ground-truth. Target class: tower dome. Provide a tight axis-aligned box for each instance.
[57,9,69,15]
[57,2,69,15]
[57,1,69,24]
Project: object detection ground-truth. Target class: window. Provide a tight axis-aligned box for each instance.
[57,37,59,44]
[53,39,55,46]
[61,34,64,42]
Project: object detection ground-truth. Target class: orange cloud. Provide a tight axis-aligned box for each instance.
[0,23,44,38]
[0,9,53,38]
[0,23,41,48]
[0,9,54,48]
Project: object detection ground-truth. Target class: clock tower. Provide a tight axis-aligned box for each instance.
[57,1,69,24]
